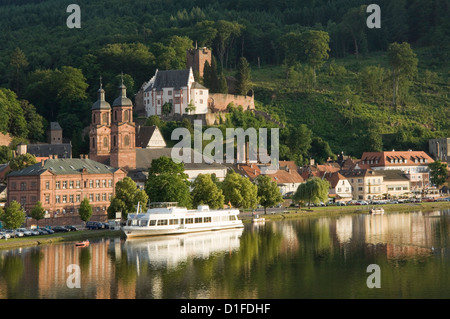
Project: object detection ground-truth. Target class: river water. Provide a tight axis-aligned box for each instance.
[1,209,450,299]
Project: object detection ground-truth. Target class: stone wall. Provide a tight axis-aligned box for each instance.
[208,93,255,112]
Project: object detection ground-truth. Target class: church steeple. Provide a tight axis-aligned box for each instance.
[110,75,136,170]
[89,76,111,164]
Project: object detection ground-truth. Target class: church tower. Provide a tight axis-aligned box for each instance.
[110,76,136,170]
[89,78,111,164]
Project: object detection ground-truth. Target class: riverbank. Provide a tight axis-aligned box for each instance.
[240,201,450,222]
[0,229,125,250]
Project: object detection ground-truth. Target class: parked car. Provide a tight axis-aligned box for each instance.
[52,226,69,233]
[101,223,110,229]
[65,225,78,231]
[356,200,369,205]
[45,228,55,234]
[6,229,25,237]
[36,228,49,235]
[29,229,40,236]
[18,228,32,236]
[0,232,11,239]
[86,221,104,230]
[336,201,346,206]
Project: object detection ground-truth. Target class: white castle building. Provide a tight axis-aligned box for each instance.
[142,67,209,116]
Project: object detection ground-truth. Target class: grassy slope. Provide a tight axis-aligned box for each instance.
[250,48,450,158]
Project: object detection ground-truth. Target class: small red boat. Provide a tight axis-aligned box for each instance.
[75,240,89,247]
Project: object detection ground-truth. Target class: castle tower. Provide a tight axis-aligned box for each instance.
[186,46,211,79]
[110,76,136,170]
[89,78,111,164]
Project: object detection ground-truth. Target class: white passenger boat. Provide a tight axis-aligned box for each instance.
[122,202,244,238]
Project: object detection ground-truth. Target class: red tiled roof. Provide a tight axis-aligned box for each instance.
[236,161,304,184]
[361,151,434,167]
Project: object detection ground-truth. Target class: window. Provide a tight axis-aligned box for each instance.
[150,220,156,226]
[31,181,37,189]
[102,193,106,201]
[62,195,67,203]
[185,218,193,224]
[195,217,203,223]
[103,137,108,148]
[20,182,26,191]
[56,195,60,204]
[90,180,93,188]
[124,135,130,146]
[45,195,50,204]
[169,219,178,225]
[76,194,81,203]
[168,90,172,95]
[102,180,106,188]
[69,195,74,203]
[69,181,74,189]
[96,180,100,188]
[63,181,67,189]
[108,179,112,187]
[204,217,211,223]
[89,194,94,202]
[76,180,80,189]
[96,194,100,202]
[56,181,60,189]
[157,219,168,226]
[45,181,50,190]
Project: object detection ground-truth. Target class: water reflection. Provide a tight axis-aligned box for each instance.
[1,210,450,298]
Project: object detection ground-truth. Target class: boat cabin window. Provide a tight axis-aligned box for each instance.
[139,220,148,226]
[185,218,193,224]
[149,220,156,226]
[195,217,203,223]
[204,217,211,223]
[157,219,168,226]
[169,219,179,225]
[228,215,237,221]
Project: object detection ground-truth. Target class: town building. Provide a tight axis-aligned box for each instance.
[142,68,209,116]
[428,138,450,162]
[377,170,411,199]
[6,158,127,224]
[323,171,352,203]
[340,169,385,201]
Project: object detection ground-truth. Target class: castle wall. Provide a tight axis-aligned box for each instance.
[208,93,255,112]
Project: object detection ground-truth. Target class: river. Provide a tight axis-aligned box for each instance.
[1,209,450,299]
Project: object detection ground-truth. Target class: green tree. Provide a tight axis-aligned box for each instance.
[387,42,418,107]
[222,171,258,209]
[256,175,283,214]
[191,174,225,209]
[20,100,46,142]
[236,57,251,95]
[213,20,242,70]
[429,160,448,188]
[30,201,45,227]
[107,177,148,219]
[8,47,28,96]
[0,201,26,231]
[79,198,93,223]
[9,153,37,171]
[145,156,191,208]
[0,88,28,138]
[293,178,330,208]
[340,6,367,59]
[300,30,330,84]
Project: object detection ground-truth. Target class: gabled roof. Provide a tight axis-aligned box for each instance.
[145,69,191,92]
[7,158,123,177]
[236,161,304,184]
[323,172,348,188]
[135,125,166,149]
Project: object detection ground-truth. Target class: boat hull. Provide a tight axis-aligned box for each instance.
[122,222,244,238]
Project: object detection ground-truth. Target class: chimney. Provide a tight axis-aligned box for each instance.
[80,154,83,159]
[54,155,58,159]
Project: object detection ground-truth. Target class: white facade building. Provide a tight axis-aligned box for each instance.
[142,68,209,116]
